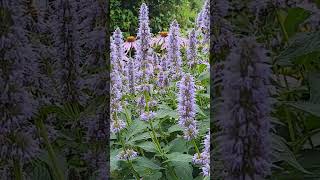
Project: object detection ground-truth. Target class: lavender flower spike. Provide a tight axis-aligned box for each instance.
[218,37,272,179]
[178,73,198,141]
[193,131,210,177]
[167,20,183,80]
[187,28,198,68]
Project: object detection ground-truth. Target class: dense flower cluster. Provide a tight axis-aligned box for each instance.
[110,29,126,133]
[193,131,210,176]
[178,73,198,141]
[167,20,183,80]
[187,28,198,67]
[117,149,139,160]
[218,37,272,179]
[0,0,39,170]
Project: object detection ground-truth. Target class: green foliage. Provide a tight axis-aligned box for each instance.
[110,0,203,37]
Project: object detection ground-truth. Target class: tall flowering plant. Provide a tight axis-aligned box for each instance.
[110,2,210,179]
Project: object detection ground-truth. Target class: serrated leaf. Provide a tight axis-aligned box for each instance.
[195,104,206,116]
[198,70,209,81]
[172,161,193,180]
[126,120,148,139]
[277,32,320,66]
[287,101,320,117]
[155,108,178,119]
[30,162,52,180]
[284,7,310,37]
[132,157,163,170]
[136,141,157,152]
[164,152,193,163]
[168,124,183,133]
[309,72,320,103]
[128,132,155,143]
[143,172,162,180]
[271,134,312,174]
[110,149,120,171]
[166,137,188,153]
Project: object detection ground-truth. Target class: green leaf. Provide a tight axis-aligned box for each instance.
[128,132,156,143]
[110,149,121,171]
[287,101,320,117]
[126,120,148,140]
[143,172,162,180]
[197,93,210,99]
[172,161,193,180]
[271,134,312,174]
[132,157,163,170]
[155,108,178,119]
[196,104,206,116]
[198,70,209,81]
[168,124,183,133]
[309,72,320,103]
[30,161,52,180]
[136,141,157,152]
[284,7,310,37]
[277,32,320,66]
[164,152,193,163]
[166,137,188,153]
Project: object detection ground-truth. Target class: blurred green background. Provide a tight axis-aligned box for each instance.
[110,0,204,37]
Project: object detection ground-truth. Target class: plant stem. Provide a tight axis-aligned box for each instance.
[285,108,296,142]
[36,118,64,180]
[192,139,201,157]
[118,132,140,179]
[128,159,140,179]
[275,8,289,43]
[144,90,163,155]
[149,121,163,155]
[13,159,22,180]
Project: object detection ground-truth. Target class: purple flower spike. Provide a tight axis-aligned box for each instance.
[218,37,272,179]
[187,28,198,68]
[178,73,198,140]
[192,131,210,177]
[167,20,183,80]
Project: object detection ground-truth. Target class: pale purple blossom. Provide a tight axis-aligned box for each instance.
[193,131,210,177]
[183,124,199,141]
[187,28,198,67]
[178,74,198,140]
[117,149,138,160]
[167,20,183,80]
[140,111,156,122]
[0,0,39,166]
[111,119,126,133]
[218,37,272,179]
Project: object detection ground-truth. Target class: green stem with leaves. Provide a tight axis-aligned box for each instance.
[36,118,64,180]
[13,159,22,180]
[192,139,201,157]
[275,7,289,43]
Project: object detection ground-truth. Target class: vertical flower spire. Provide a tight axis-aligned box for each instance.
[139,3,149,22]
[110,29,127,133]
[218,37,272,179]
[178,73,198,140]
[187,28,198,68]
[135,3,157,118]
[0,1,39,177]
[167,20,182,80]
[111,28,130,94]
[111,28,126,71]
[193,131,210,177]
